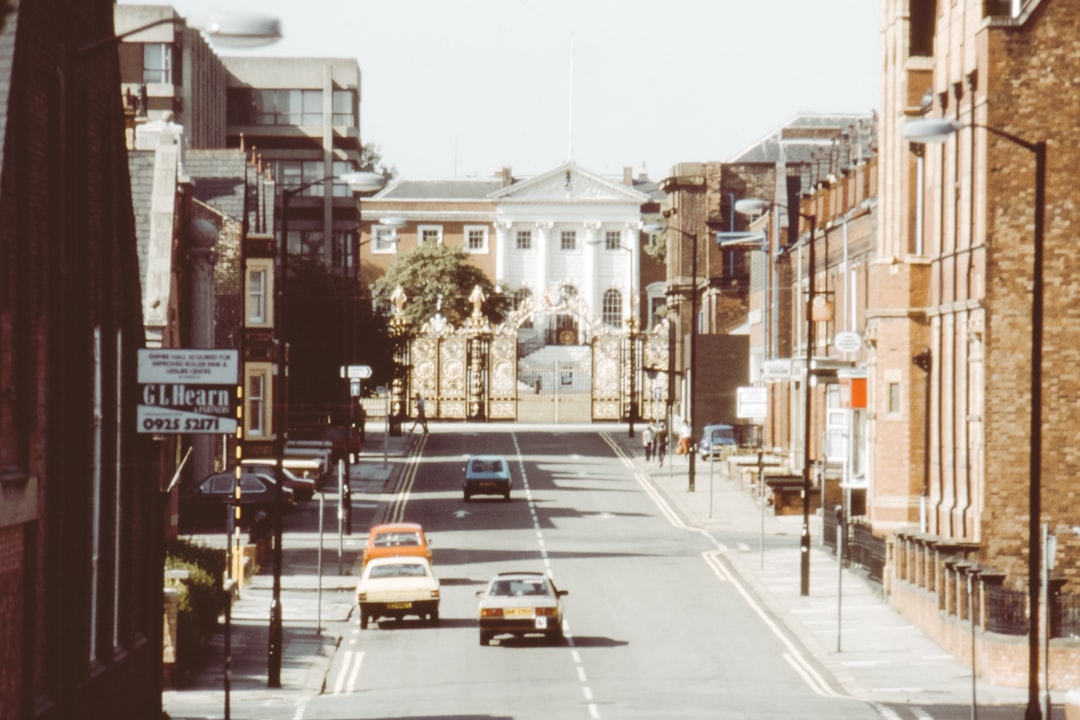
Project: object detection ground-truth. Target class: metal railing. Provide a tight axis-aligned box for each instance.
[985,585,1027,635]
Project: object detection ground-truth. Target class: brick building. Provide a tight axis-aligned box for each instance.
[656,114,873,443]
[879,0,1080,690]
[0,2,164,718]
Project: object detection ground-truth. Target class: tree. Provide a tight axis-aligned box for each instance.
[360,142,396,185]
[371,243,511,331]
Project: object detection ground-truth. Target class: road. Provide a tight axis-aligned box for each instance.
[309,427,879,719]
[169,425,1034,720]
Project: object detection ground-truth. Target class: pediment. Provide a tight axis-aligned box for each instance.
[491,162,649,204]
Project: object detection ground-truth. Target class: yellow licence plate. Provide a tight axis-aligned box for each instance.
[387,602,413,609]
[504,607,534,618]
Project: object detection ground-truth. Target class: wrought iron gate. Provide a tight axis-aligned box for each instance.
[402,290,669,424]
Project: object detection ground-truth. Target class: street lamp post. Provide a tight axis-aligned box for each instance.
[269,170,384,687]
[734,198,817,597]
[905,117,1046,720]
[643,221,698,492]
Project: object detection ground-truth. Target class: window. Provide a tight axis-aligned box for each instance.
[560,230,577,251]
[888,382,901,414]
[246,366,270,437]
[605,230,621,251]
[332,90,356,125]
[419,225,442,245]
[143,43,171,84]
[247,267,267,325]
[275,160,357,197]
[331,231,354,269]
[466,225,489,253]
[374,226,398,253]
[602,289,622,328]
[248,89,323,125]
[516,229,533,251]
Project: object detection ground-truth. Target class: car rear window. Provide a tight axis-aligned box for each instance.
[492,578,548,596]
[374,532,421,547]
[369,563,427,579]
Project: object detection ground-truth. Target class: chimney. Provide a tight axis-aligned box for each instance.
[499,166,513,187]
[623,166,633,186]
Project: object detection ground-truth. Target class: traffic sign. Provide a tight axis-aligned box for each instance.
[343,364,372,379]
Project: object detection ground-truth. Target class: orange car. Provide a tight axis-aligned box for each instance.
[362,522,433,566]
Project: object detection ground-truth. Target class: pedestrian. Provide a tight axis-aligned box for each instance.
[409,393,429,433]
[656,420,668,467]
[643,421,655,461]
[678,419,692,457]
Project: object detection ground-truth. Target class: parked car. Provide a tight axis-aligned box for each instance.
[290,424,362,465]
[699,423,737,460]
[362,522,433,567]
[476,571,568,646]
[355,556,440,629]
[463,455,512,501]
[240,460,316,501]
[180,471,295,529]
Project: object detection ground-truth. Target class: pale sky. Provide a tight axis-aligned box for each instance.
[122,0,881,180]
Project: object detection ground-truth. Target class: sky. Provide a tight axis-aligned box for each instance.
[122,0,881,180]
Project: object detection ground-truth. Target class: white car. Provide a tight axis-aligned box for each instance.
[356,556,440,629]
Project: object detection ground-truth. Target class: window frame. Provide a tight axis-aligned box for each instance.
[246,260,273,328]
[465,225,489,254]
[560,229,577,252]
[374,226,399,254]
[515,229,533,251]
[418,224,443,246]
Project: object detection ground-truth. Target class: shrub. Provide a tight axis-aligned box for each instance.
[165,539,226,680]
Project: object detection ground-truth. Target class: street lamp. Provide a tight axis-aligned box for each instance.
[735,197,817,597]
[904,116,1046,720]
[643,220,699,492]
[269,169,383,687]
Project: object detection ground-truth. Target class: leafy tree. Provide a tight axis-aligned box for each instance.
[642,213,667,265]
[360,142,396,185]
[371,243,512,331]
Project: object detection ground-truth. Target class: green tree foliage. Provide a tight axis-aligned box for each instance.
[642,213,667,265]
[360,142,396,185]
[371,243,512,331]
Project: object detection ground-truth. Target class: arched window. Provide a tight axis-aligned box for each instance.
[602,289,622,329]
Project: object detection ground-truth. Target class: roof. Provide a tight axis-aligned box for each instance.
[727,112,876,164]
[376,178,504,201]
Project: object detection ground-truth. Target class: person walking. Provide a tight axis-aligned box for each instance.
[656,420,668,467]
[643,421,656,462]
[678,419,692,457]
[410,393,429,433]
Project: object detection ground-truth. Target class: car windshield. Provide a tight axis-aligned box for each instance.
[369,563,427,579]
[373,532,420,548]
[491,578,549,596]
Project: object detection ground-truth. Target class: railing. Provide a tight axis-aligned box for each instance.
[1055,592,1080,639]
[985,585,1027,635]
[849,522,885,583]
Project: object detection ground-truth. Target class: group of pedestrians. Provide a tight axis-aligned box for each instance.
[641,418,695,468]
[641,419,669,467]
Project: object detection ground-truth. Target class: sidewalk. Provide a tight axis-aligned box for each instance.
[608,428,1029,709]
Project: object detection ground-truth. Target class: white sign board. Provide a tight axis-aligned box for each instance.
[346,364,373,380]
[763,359,792,381]
[137,349,238,434]
[737,386,768,420]
[834,331,863,354]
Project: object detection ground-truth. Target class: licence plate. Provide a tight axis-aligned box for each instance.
[387,602,413,609]
[504,607,534,618]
